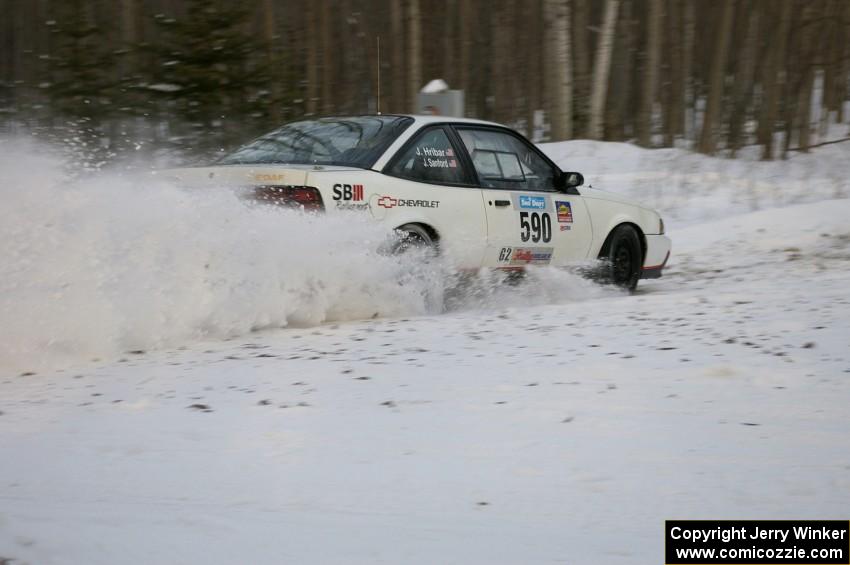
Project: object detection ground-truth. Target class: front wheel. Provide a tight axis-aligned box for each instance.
[603,225,642,291]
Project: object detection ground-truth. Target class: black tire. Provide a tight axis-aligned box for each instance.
[393,223,436,255]
[604,224,642,291]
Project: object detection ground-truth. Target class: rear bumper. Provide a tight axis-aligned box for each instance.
[641,234,671,279]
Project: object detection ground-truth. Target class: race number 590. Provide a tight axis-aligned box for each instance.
[520,212,552,243]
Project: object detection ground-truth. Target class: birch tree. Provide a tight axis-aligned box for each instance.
[587,0,619,140]
[638,0,662,146]
[407,0,421,112]
[546,0,572,141]
[757,0,793,160]
[697,0,734,155]
[321,0,333,114]
[728,1,760,154]
[305,1,318,115]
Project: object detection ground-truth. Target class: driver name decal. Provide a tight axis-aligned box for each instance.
[416,146,457,168]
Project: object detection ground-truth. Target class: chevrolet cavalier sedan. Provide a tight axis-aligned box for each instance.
[162,114,671,290]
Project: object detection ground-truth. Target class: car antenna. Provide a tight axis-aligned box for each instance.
[376,36,381,115]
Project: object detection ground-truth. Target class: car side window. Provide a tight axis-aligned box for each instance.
[458,128,558,191]
[386,127,468,185]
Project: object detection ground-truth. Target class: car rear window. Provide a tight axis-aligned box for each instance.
[218,116,413,169]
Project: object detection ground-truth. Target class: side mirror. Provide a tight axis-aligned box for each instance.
[558,171,584,190]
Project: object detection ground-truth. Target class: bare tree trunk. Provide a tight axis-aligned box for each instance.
[1,0,13,117]
[794,1,820,153]
[840,1,850,124]
[780,1,804,160]
[818,0,842,138]
[587,0,619,140]
[305,2,318,115]
[662,0,680,147]
[388,0,404,113]
[572,0,590,134]
[491,1,507,123]
[697,0,734,155]
[546,0,573,140]
[728,1,759,154]
[459,0,472,115]
[638,0,662,146]
[528,0,545,137]
[796,72,814,153]
[442,0,456,86]
[321,0,334,114]
[120,0,137,68]
[472,0,492,119]
[607,0,633,140]
[407,0,421,112]
[682,0,695,140]
[757,0,793,160]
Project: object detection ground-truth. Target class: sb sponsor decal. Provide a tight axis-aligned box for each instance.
[333,183,369,210]
[518,195,547,210]
[332,183,364,201]
[498,246,553,266]
[377,195,440,209]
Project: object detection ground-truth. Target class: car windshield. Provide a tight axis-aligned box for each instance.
[218,116,413,168]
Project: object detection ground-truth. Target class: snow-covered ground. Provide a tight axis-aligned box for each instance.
[2,139,849,564]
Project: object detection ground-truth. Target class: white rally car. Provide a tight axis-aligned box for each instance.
[162,115,671,289]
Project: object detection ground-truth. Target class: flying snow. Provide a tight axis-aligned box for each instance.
[0,138,612,373]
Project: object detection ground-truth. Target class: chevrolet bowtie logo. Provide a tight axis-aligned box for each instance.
[377,196,397,208]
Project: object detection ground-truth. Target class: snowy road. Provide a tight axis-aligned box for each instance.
[2,198,849,564]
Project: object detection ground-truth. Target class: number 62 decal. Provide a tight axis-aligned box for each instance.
[520,212,552,243]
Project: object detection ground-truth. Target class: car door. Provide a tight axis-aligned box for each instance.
[376,125,488,269]
[453,126,593,268]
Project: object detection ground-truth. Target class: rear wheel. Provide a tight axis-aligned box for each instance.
[393,223,435,254]
[392,223,442,312]
[603,225,642,291]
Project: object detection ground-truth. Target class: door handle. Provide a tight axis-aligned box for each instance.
[494,200,511,207]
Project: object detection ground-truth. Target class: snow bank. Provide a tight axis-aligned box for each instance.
[540,138,850,228]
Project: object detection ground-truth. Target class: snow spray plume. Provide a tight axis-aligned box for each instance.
[0,137,616,373]
[0,137,440,372]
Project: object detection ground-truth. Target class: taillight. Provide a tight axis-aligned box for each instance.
[251,185,325,212]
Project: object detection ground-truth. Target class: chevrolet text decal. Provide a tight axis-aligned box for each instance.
[377,196,440,209]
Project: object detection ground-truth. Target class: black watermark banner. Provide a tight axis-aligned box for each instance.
[665,520,850,564]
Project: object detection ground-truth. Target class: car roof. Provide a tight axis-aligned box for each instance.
[326,113,505,128]
[402,114,505,127]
